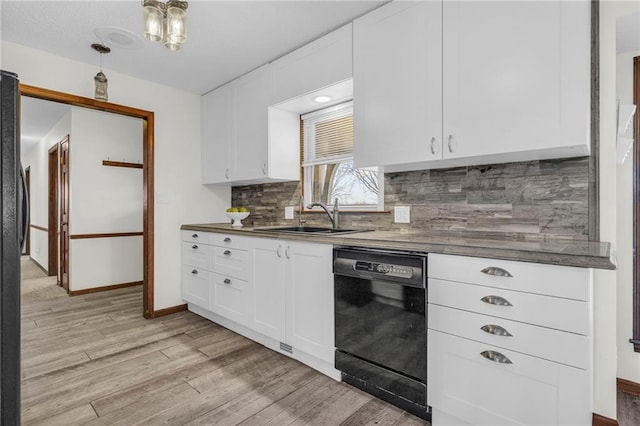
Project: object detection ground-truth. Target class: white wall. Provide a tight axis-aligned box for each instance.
[599,0,640,420]
[68,107,144,291]
[3,41,230,310]
[21,111,71,272]
[616,45,640,384]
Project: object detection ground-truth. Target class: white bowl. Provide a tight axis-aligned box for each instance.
[225,211,250,227]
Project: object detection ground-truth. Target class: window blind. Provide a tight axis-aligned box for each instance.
[313,114,353,159]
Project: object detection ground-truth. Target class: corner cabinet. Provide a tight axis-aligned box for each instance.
[354,0,590,172]
[427,253,593,425]
[201,65,299,185]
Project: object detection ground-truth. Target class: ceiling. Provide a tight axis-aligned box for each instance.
[617,10,640,54]
[1,0,386,95]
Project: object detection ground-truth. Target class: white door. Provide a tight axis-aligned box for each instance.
[250,238,286,341]
[353,1,442,168]
[201,85,234,183]
[442,0,590,160]
[285,241,334,362]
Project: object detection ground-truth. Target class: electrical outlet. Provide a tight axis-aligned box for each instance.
[285,206,295,220]
[394,206,411,224]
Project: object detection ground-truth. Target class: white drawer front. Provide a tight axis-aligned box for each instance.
[211,273,249,327]
[182,266,211,310]
[427,330,591,426]
[211,233,250,250]
[429,278,589,335]
[429,304,589,369]
[213,246,249,280]
[182,230,213,245]
[182,241,213,271]
[428,253,591,301]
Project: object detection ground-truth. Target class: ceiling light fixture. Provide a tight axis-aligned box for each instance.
[142,0,188,51]
[314,95,332,103]
[91,43,111,101]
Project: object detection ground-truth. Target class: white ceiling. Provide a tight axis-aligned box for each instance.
[617,10,640,54]
[20,97,70,154]
[1,0,386,95]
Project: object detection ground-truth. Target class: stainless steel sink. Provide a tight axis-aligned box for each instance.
[256,226,371,235]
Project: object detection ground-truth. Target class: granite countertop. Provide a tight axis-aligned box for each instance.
[181,223,617,270]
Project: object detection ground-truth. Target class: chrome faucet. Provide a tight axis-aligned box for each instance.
[307,197,340,229]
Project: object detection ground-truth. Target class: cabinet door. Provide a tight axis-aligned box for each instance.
[272,24,352,104]
[285,242,334,362]
[234,65,273,181]
[201,85,234,183]
[442,0,590,161]
[353,1,442,168]
[428,330,591,426]
[210,273,249,327]
[182,266,210,309]
[250,238,286,341]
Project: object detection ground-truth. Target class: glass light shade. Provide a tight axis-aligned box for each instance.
[94,72,108,101]
[165,5,187,45]
[143,3,164,42]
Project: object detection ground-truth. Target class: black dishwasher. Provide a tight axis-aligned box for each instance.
[333,247,429,420]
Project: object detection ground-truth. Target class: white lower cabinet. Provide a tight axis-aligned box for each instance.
[211,273,249,327]
[427,253,593,425]
[182,266,210,310]
[250,238,286,341]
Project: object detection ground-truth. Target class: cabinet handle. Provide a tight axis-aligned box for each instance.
[223,250,231,256]
[285,245,290,259]
[225,168,229,179]
[481,266,513,277]
[447,134,454,152]
[480,350,512,364]
[480,324,513,337]
[262,163,267,175]
[277,244,282,258]
[191,244,198,249]
[192,233,198,238]
[223,278,231,284]
[480,295,513,307]
[191,269,198,275]
[430,137,436,155]
[223,237,231,243]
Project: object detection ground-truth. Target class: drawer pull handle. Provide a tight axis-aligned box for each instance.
[224,237,231,242]
[480,266,513,277]
[192,245,198,249]
[430,137,436,155]
[285,245,290,259]
[192,233,198,238]
[480,324,513,337]
[480,295,513,307]
[223,250,231,256]
[480,350,512,364]
[447,134,454,152]
[191,269,198,275]
[223,278,231,284]
[277,244,282,258]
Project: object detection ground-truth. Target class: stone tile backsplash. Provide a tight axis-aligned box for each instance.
[231,157,590,241]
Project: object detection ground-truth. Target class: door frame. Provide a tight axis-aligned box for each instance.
[24,166,30,256]
[59,136,69,291]
[47,143,59,278]
[20,84,156,319]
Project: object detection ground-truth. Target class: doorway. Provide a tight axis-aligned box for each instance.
[20,85,156,318]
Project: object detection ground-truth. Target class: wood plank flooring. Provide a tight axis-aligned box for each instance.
[21,269,428,425]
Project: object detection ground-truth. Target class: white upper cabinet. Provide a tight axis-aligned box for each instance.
[354,0,590,171]
[202,84,234,184]
[353,1,443,168]
[272,24,353,104]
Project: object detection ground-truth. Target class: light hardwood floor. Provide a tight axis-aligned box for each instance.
[20,258,427,425]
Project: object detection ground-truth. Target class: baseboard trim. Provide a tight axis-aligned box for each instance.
[28,256,48,275]
[593,413,618,426]
[618,377,640,396]
[153,304,188,318]
[69,281,142,296]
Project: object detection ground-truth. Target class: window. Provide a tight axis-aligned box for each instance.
[302,102,383,211]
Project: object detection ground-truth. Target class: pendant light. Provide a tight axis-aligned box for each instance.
[142,0,188,51]
[91,43,111,101]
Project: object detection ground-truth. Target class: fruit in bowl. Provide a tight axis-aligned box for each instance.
[225,207,250,227]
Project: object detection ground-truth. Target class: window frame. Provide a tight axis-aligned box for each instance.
[301,102,384,212]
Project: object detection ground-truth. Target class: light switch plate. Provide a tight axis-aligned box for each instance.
[285,206,295,220]
[394,206,411,224]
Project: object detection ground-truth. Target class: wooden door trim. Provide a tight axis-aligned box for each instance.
[633,55,640,352]
[20,84,156,319]
[59,136,69,291]
[24,166,30,256]
[47,143,58,278]
[69,232,144,239]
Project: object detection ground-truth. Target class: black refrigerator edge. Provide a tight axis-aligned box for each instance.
[1,69,26,425]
